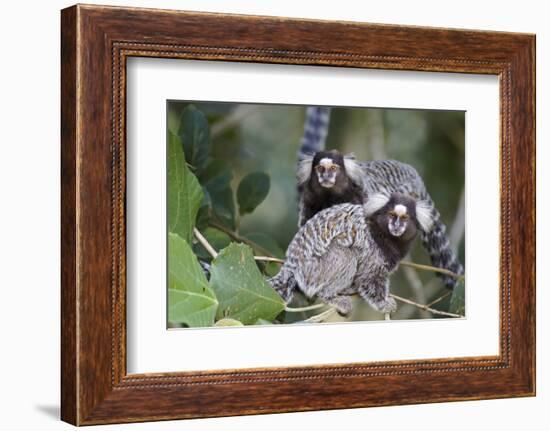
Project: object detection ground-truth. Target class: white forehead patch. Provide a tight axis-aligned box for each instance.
[394,204,408,216]
[319,158,334,168]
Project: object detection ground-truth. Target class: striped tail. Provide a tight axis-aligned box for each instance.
[420,200,464,289]
[297,106,331,159]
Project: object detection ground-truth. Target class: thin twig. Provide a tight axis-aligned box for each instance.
[285,303,326,313]
[390,293,463,318]
[254,256,284,264]
[426,291,452,308]
[209,221,274,257]
[299,308,337,323]
[399,261,464,280]
[193,228,218,258]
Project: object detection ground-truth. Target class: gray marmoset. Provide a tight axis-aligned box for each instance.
[295,106,464,289]
[269,193,434,315]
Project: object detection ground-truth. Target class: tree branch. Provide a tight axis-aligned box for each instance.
[209,221,274,257]
[285,303,326,312]
[425,291,452,308]
[299,308,337,323]
[193,228,218,258]
[254,256,284,264]
[390,293,463,318]
[399,261,464,280]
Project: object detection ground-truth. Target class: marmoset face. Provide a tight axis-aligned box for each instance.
[314,157,341,188]
[387,204,411,237]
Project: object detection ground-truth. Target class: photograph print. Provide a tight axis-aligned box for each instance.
[167,101,465,328]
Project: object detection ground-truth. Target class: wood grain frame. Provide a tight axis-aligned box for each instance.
[61,4,535,426]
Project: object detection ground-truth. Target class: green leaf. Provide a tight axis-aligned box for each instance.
[449,279,465,316]
[200,159,233,191]
[210,243,285,325]
[168,233,218,327]
[193,227,232,260]
[236,172,270,215]
[199,159,236,229]
[210,186,236,230]
[167,132,203,244]
[178,105,211,172]
[215,318,244,327]
[195,188,212,231]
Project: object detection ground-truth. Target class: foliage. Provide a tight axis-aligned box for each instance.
[167,132,203,244]
[168,233,218,327]
[167,105,284,327]
[167,103,466,326]
[237,172,270,215]
[210,243,285,324]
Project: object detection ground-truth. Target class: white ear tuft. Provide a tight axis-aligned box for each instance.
[415,200,434,232]
[343,154,363,186]
[296,156,314,185]
[363,193,390,217]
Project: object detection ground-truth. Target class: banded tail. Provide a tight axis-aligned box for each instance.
[297,106,331,159]
[419,197,464,289]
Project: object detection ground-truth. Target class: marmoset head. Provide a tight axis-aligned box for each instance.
[364,193,434,241]
[297,150,363,191]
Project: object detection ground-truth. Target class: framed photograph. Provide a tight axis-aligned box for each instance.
[61,4,535,425]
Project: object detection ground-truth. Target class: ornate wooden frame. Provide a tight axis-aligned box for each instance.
[61,4,536,425]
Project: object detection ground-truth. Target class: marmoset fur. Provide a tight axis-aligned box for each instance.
[270,194,434,315]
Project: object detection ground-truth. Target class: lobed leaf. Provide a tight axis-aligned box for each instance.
[167,132,203,244]
[210,243,285,325]
[168,233,218,327]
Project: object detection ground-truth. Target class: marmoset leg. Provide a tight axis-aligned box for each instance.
[298,246,358,316]
[355,274,397,314]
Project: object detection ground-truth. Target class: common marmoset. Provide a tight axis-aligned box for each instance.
[270,193,434,315]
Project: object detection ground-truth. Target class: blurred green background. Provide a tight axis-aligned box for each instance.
[168,101,465,322]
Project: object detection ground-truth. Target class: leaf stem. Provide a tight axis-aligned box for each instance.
[285,303,326,312]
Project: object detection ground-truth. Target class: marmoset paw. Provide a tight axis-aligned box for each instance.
[329,296,353,316]
[379,297,397,314]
